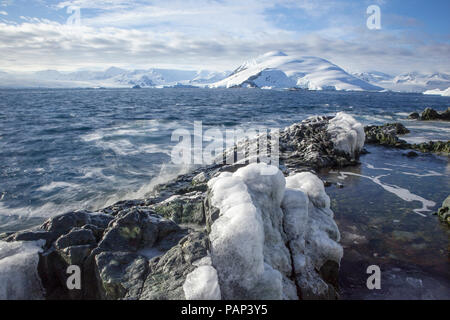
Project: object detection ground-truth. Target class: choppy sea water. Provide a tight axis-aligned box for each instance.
[0,88,449,299]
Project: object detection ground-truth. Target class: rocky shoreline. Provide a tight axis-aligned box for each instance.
[364,122,450,154]
[0,112,448,300]
[408,107,450,122]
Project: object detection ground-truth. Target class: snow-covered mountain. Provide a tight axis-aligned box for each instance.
[2,52,449,93]
[423,87,450,97]
[352,71,394,84]
[0,68,229,88]
[352,71,450,93]
[210,51,383,91]
[190,70,230,84]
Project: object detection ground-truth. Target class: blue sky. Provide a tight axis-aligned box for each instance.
[0,0,449,74]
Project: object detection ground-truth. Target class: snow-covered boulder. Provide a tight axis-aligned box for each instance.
[327,112,365,157]
[280,113,365,170]
[205,163,342,300]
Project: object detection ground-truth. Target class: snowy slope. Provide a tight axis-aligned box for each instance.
[0,68,228,88]
[423,87,450,97]
[189,70,230,84]
[210,51,382,91]
[354,71,450,93]
[352,71,394,84]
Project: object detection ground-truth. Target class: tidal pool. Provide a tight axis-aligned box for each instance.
[320,145,450,300]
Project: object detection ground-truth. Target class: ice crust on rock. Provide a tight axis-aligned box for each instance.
[183,256,221,300]
[206,163,343,300]
[327,112,365,157]
[0,240,45,300]
[286,172,331,209]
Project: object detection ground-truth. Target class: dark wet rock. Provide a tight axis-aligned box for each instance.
[364,123,410,148]
[421,107,441,121]
[151,192,205,225]
[436,195,450,225]
[408,112,420,120]
[280,116,361,170]
[55,228,96,250]
[441,108,450,121]
[0,232,13,240]
[409,107,450,121]
[81,224,105,242]
[140,231,209,300]
[97,209,171,252]
[319,260,340,294]
[95,251,149,300]
[404,151,419,157]
[364,123,449,155]
[410,140,450,154]
[5,230,55,245]
[39,210,113,244]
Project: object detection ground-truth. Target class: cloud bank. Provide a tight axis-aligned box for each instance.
[0,0,448,74]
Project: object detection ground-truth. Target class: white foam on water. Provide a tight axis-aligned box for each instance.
[338,172,435,216]
[394,112,411,117]
[37,181,82,192]
[385,163,417,169]
[0,240,45,300]
[123,162,194,200]
[366,163,393,171]
[400,170,443,178]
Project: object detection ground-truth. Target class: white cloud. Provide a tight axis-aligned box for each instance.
[0,10,7,15]
[0,0,447,74]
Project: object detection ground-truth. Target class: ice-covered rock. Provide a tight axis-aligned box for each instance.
[183,257,221,300]
[280,113,364,169]
[205,163,342,300]
[327,112,365,157]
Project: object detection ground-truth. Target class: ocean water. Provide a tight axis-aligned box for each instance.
[0,88,449,298]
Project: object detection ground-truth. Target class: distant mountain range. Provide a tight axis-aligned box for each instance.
[351,71,450,93]
[0,67,230,88]
[0,51,449,93]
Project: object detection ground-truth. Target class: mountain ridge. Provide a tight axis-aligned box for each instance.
[1,51,449,92]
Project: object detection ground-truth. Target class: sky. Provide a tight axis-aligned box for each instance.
[0,0,449,74]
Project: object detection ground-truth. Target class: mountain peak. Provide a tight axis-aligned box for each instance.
[261,51,288,58]
[211,53,382,91]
